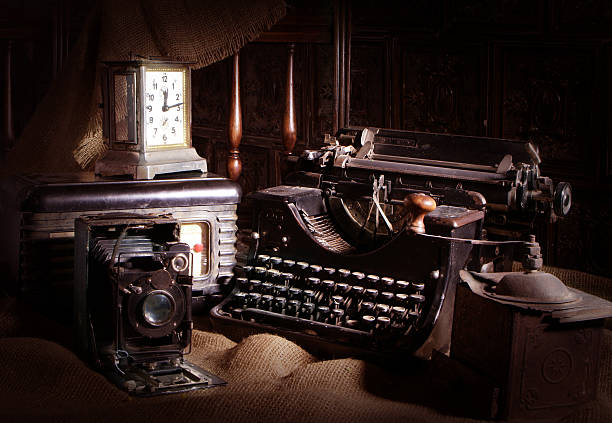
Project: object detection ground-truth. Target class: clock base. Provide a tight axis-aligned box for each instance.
[95,148,207,179]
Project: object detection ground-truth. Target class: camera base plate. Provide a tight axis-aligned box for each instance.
[106,359,226,396]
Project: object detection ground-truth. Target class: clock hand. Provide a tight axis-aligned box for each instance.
[166,102,184,110]
[161,88,169,111]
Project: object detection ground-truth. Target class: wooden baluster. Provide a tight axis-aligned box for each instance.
[282,44,297,155]
[227,53,242,181]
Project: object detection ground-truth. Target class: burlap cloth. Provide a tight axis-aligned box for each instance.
[0,266,611,423]
[2,0,286,174]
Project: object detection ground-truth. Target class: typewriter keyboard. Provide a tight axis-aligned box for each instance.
[215,254,431,349]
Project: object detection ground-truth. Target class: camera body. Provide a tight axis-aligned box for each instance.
[75,214,224,395]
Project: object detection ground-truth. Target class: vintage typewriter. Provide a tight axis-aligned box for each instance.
[211,127,578,359]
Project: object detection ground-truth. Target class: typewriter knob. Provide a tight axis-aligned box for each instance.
[403,193,436,234]
[553,182,572,217]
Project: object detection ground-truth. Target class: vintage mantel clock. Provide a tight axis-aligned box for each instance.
[95,59,207,179]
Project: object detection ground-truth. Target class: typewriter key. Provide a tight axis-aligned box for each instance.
[288,287,302,300]
[395,293,409,306]
[266,268,281,283]
[300,302,315,319]
[233,292,247,308]
[395,280,410,291]
[254,266,267,280]
[286,300,301,316]
[316,305,330,322]
[351,286,365,299]
[359,301,375,314]
[261,295,274,311]
[375,304,390,316]
[391,306,407,321]
[270,256,283,267]
[362,315,376,332]
[335,283,350,295]
[380,291,394,303]
[236,277,249,291]
[257,255,270,266]
[366,275,380,289]
[261,282,274,295]
[322,279,335,292]
[331,295,344,308]
[409,294,426,305]
[309,264,322,276]
[365,288,379,301]
[338,269,351,280]
[307,277,321,289]
[247,293,262,307]
[323,267,336,279]
[250,280,262,292]
[351,272,365,284]
[331,308,344,325]
[275,285,288,296]
[241,265,254,278]
[273,297,287,313]
[376,316,391,331]
[282,259,295,271]
[302,289,315,302]
[411,282,425,292]
[381,277,394,290]
[281,272,295,286]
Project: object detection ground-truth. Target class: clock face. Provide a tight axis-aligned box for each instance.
[143,69,188,149]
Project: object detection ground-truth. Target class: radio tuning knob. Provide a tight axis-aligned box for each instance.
[403,193,436,234]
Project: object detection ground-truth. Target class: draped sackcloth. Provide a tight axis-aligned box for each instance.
[3,0,286,173]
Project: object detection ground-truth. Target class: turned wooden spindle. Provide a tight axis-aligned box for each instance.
[227,53,242,181]
[403,193,437,234]
[282,43,297,155]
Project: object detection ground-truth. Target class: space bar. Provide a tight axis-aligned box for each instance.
[241,308,370,340]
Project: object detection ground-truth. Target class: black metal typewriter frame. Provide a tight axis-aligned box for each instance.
[210,185,483,358]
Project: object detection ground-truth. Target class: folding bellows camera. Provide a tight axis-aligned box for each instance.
[75,214,225,395]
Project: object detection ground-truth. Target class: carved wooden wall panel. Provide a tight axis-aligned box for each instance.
[349,40,386,128]
[352,0,442,34]
[313,44,335,142]
[399,43,485,136]
[552,0,612,35]
[192,59,229,130]
[443,0,544,34]
[492,44,597,183]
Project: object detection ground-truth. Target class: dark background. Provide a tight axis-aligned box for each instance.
[2,0,611,276]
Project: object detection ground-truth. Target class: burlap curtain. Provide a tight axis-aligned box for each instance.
[3,0,285,173]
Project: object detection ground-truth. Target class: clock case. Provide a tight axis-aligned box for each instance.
[95,59,207,179]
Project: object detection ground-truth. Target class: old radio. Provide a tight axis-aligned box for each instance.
[0,171,241,322]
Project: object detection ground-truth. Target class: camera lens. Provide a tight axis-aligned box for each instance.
[142,291,174,326]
